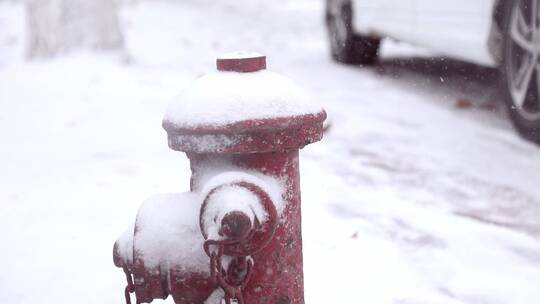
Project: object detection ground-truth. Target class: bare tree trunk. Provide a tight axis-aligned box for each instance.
[26,0,124,58]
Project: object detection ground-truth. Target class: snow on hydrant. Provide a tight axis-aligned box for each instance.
[113,52,326,304]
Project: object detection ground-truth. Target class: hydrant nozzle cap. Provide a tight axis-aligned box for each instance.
[217,51,266,73]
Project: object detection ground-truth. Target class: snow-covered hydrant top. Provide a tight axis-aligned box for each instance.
[162,51,326,154]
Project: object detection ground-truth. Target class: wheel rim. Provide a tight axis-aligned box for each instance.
[507,0,540,121]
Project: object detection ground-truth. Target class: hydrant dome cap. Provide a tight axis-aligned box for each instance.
[162,58,326,153]
[163,70,323,130]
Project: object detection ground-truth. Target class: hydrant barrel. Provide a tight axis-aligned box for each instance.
[163,52,326,304]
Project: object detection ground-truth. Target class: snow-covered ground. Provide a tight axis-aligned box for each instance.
[1,1,540,303]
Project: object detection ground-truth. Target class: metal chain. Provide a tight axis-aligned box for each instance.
[122,265,135,304]
[204,240,254,304]
[121,240,254,304]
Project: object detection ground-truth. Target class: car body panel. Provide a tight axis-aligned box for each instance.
[351,0,415,42]
[351,0,498,66]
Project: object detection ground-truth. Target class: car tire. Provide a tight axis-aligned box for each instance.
[325,0,380,65]
[501,0,540,143]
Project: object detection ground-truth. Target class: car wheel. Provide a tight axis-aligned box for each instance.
[502,0,540,143]
[325,0,380,65]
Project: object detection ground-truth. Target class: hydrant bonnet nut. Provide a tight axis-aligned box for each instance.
[216,51,266,73]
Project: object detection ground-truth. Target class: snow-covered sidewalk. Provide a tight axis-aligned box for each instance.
[1,1,539,303]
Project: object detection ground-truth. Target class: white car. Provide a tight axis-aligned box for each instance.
[326,0,540,143]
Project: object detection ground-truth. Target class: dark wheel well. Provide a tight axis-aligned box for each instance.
[492,0,507,29]
[488,0,511,65]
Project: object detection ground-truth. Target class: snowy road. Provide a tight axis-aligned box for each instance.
[1,1,540,303]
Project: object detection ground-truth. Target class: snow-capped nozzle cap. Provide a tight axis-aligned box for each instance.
[217,51,266,73]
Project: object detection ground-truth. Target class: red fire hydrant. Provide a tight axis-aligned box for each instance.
[113,52,326,304]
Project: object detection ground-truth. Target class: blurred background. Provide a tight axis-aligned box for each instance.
[1,0,539,303]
